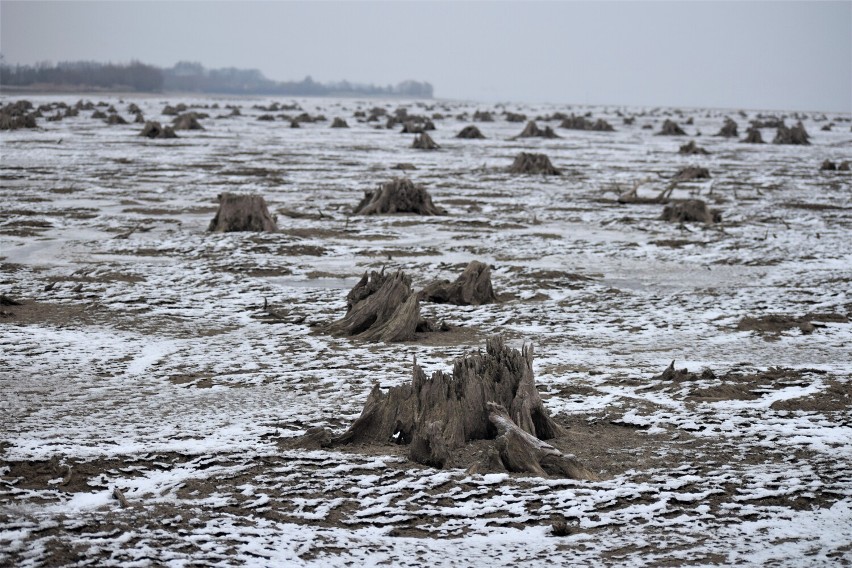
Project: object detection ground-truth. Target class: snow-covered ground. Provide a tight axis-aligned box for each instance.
[1,95,850,566]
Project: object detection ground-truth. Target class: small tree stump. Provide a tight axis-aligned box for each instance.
[672,166,711,182]
[333,336,596,479]
[208,193,278,232]
[331,117,349,128]
[512,121,561,139]
[716,118,738,138]
[773,122,810,145]
[139,121,178,139]
[456,125,486,139]
[508,152,561,175]
[419,260,497,306]
[741,127,764,144]
[679,140,709,155]
[661,199,721,224]
[412,132,440,150]
[325,270,427,342]
[353,178,446,215]
[657,119,686,135]
[172,113,204,130]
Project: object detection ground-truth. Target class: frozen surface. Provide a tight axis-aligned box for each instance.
[1,95,851,566]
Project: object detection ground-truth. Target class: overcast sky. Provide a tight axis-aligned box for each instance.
[1,1,849,112]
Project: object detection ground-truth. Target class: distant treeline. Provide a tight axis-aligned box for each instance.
[0,60,434,98]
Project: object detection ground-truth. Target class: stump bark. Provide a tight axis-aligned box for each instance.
[508,152,561,175]
[412,132,440,150]
[661,199,721,224]
[419,260,498,306]
[325,269,426,342]
[353,178,447,215]
[456,125,486,139]
[207,193,278,232]
[334,336,596,479]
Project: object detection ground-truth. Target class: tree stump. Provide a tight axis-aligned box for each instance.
[325,270,430,342]
[508,152,561,175]
[672,166,711,182]
[679,140,709,155]
[512,121,561,139]
[661,199,721,224]
[412,132,440,150]
[139,121,178,139]
[172,113,204,130]
[353,178,447,215]
[773,122,810,145]
[741,127,764,144]
[207,193,278,232]
[333,336,597,479]
[716,118,738,138]
[657,119,686,135]
[456,125,486,139]
[419,260,497,306]
[331,117,349,128]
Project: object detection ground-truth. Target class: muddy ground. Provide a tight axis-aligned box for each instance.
[1,96,851,566]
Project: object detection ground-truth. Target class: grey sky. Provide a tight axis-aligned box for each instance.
[1,1,849,112]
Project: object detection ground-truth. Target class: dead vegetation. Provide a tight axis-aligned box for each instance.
[324,269,438,342]
[412,132,440,150]
[660,199,721,224]
[508,152,561,175]
[512,121,561,139]
[456,125,486,139]
[207,193,278,232]
[419,261,498,306]
[0,100,39,130]
[657,119,687,135]
[320,336,597,478]
[353,178,447,215]
[139,121,178,139]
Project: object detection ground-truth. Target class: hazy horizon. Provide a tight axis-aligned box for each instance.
[1,1,850,113]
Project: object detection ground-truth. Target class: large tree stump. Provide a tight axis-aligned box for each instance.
[333,336,595,479]
[419,260,497,306]
[172,113,205,130]
[716,118,738,138]
[325,270,428,342]
[353,178,447,215]
[207,193,278,232]
[508,152,561,175]
[773,121,810,145]
[741,127,764,144]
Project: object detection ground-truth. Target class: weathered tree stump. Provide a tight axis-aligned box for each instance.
[512,121,561,139]
[419,260,497,306]
[172,113,204,130]
[672,166,711,182]
[657,119,686,136]
[207,192,278,232]
[741,127,764,144]
[325,269,429,342]
[456,125,486,139]
[679,140,710,155]
[773,122,810,145]
[332,336,597,479]
[716,118,738,138]
[661,199,721,224]
[105,114,128,125]
[821,160,837,171]
[412,132,440,150]
[473,110,494,122]
[331,117,349,128]
[508,152,561,175]
[353,178,447,215]
[139,121,178,139]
